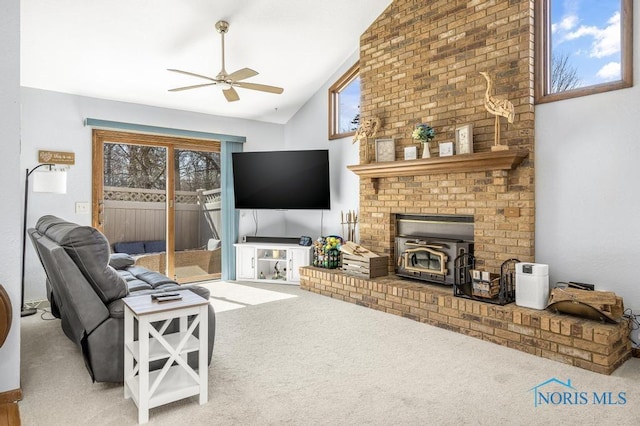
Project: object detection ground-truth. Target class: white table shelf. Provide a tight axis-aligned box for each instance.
[125,365,201,409]
[123,290,209,424]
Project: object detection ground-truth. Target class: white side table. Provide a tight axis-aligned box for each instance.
[123,290,209,424]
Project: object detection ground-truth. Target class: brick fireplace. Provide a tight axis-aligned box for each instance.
[356,0,535,274]
[299,0,632,375]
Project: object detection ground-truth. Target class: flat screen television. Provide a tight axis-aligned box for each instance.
[232,149,331,210]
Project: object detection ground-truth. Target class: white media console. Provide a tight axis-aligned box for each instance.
[234,242,312,284]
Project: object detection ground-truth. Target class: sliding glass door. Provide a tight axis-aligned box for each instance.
[93,130,221,283]
[173,148,222,283]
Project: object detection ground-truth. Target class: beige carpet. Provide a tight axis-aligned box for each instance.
[200,280,297,313]
[19,281,640,425]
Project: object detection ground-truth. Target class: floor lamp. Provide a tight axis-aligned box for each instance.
[21,164,67,317]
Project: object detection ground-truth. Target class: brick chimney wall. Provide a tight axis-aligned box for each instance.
[355,0,536,273]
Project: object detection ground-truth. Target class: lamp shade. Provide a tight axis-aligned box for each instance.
[32,170,67,194]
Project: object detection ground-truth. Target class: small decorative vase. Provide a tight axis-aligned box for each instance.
[421,141,431,158]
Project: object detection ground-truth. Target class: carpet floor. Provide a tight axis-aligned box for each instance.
[19,281,640,425]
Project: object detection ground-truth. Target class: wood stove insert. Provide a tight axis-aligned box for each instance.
[395,214,473,285]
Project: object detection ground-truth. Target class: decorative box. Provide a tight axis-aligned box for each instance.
[340,241,388,278]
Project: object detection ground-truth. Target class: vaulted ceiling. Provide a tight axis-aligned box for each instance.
[21,0,392,124]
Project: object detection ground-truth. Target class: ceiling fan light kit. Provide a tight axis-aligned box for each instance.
[168,20,283,102]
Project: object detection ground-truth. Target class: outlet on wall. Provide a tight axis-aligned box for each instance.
[75,202,90,214]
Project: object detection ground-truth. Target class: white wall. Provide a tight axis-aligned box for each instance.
[0,0,22,394]
[20,88,285,302]
[236,50,361,242]
[283,50,361,240]
[535,5,640,315]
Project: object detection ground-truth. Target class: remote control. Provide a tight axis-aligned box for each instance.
[151,292,180,300]
[155,294,183,302]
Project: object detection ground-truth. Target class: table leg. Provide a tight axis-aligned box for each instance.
[124,307,133,399]
[198,306,208,404]
[139,319,150,424]
[179,314,188,365]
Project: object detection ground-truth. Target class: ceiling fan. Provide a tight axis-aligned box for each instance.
[168,20,284,102]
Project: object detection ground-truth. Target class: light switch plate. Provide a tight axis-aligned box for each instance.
[75,202,90,214]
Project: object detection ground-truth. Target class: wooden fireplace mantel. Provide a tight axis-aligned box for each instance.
[347,149,529,193]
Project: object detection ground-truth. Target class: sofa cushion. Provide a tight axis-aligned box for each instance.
[36,216,128,304]
[127,280,154,292]
[116,269,137,282]
[113,241,145,255]
[126,266,177,288]
[109,253,136,270]
[144,240,166,253]
[114,269,152,293]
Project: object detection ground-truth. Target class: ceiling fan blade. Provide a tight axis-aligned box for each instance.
[167,68,217,82]
[235,82,284,94]
[226,67,259,82]
[223,87,240,102]
[169,82,216,92]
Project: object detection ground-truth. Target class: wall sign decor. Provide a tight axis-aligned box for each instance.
[374,138,395,162]
[455,124,474,155]
[38,150,75,165]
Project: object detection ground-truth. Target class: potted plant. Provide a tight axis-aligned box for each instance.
[412,123,436,158]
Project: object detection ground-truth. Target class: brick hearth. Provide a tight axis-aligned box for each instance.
[300,267,631,375]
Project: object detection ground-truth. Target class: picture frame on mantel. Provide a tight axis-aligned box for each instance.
[455,123,474,155]
[404,146,417,160]
[375,138,395,162]
[439,141,455,157]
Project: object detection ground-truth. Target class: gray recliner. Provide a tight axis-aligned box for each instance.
[28,215,216,383]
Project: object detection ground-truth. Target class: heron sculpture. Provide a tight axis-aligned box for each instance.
[352,116,381,163]
[479,72,514,151]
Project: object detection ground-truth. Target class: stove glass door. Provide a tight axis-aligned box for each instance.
[402,247,448,276]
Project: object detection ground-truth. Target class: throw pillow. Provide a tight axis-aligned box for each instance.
[109,253,135,270]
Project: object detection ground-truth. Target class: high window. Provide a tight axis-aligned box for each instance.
[328,62,360,139]
[535,0,633,103]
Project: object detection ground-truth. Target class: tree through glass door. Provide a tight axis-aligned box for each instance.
[93,130,222,283]
[102,143,169,276]
[174,148,222,282]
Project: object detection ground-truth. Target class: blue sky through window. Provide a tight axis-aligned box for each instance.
[339,76,360,133]
[550,0,622,87]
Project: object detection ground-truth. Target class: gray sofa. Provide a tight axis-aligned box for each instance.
[27,215,216,383]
